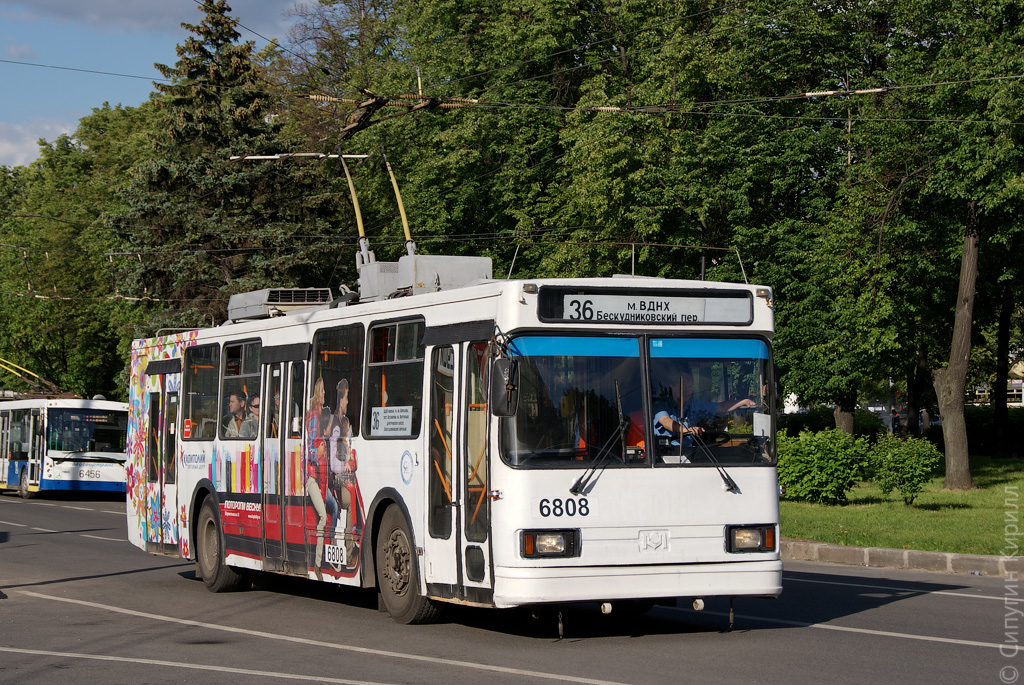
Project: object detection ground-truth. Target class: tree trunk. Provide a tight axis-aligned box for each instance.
[906,344,930,438]
[932,208,979,490]
[993,280,1011,457]
[833,388,857,435]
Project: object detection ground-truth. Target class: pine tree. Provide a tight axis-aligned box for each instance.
[112,0,346,328]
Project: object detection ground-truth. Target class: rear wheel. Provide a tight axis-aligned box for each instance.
[195,498,247,592]
[376,505,442,624]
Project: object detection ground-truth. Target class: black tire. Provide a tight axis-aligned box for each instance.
[195,497,247,592]
[19,469,34,500]
[376,505,442,624]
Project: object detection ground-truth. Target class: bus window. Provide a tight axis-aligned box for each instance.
[500,336,644,468]
[289,362,304,438]
[312,325,364,437]
[10,409,29,460]
[365,320,424,439]
[648,338,773,465]
[49,408,128,453]
[220,340,261,440]
[428,346,454,538]
[465,342,489,542]
[165,393,178,484]
[183,344,220,440]
[148,393,160,481]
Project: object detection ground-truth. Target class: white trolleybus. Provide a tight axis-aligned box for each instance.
[1,397,130,498]
[126,253,781,624]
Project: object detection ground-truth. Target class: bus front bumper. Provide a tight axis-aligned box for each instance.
[492,559,783,608]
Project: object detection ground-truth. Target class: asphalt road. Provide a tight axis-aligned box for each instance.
[0,492,1013,684]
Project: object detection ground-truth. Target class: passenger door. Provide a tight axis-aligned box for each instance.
[261,361,286,565]
[423,345,460,589]
[460,342,493,597]
[422,341,494,600]
[282,360,307,571]
[146,378,179,546]
[259,349,308,572]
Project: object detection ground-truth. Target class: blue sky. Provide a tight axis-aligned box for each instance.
[0,1,299,167]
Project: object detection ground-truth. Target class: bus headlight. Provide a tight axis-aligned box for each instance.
[521,529,581,558]
[726,525,776,553]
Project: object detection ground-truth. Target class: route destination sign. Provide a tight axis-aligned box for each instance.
[538,287,753,325]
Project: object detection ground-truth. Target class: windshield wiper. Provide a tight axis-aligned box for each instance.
[691,433,740,494]
[52,451,125,464]
[569,381,628,496]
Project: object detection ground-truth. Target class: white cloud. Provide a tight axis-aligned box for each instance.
[0,0,300,42]
[0,119,75,167]
[3,41,35,59]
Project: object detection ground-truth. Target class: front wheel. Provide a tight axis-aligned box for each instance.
[376,505,442,624]
[19,469,35,500]
[195,498,247,592]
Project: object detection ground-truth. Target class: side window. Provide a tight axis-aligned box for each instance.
[312,325,364,437]
[148,393,160,480]
[364,320,425,439]
[428,346,454,538]
[220,340,261,440]
[0,412,8,462]
[465,342,489,542]
[289,362,305,439]
[165,393,178,484]
[11,410,30,460]
[183,344,220,440]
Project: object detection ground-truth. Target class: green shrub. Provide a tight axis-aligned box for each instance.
[777,429,871,505]
[871,433,942,505]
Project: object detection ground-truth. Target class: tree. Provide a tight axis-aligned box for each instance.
[0,110,156,398]
[111,0,346,331]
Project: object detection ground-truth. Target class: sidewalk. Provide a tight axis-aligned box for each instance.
[782,537,1023,578]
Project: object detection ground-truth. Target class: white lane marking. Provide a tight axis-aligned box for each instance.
[694,609,1003,650]
[0,646,394,684]
[0,519,27,527]
[0,498,123,515]
[81,534,125,542]
[7,525,121,542]
[786,576,1005,601]
[21,591,628,685]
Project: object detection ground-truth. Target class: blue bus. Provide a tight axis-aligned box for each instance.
[0,398,129,497]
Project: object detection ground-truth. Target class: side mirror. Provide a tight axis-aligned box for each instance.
[490,358,519,417]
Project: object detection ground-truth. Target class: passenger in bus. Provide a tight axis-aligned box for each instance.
[268,388,279,438]
[241,394,259,438]
[653,368,756,448]
[223,392,249,438]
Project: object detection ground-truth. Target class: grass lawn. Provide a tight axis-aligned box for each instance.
[779,456,1024,556]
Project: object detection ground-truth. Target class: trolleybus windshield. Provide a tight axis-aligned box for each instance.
[649,337,774,465]
[500,336,644,467]
[47,408,129,456]
[500,335,774,468]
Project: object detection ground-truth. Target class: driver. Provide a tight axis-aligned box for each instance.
[653,368,756,447]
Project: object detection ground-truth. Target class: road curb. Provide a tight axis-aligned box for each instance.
[781,538,1023,578]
